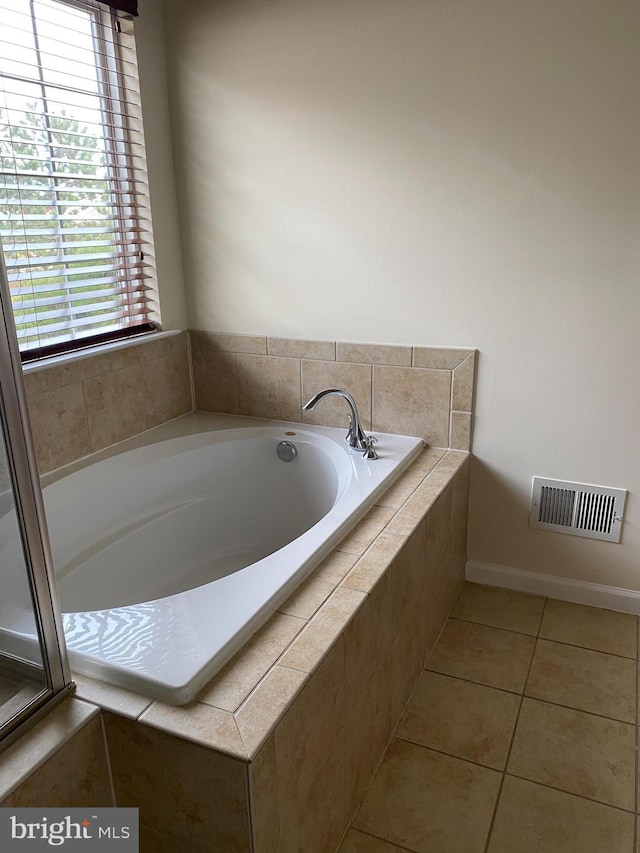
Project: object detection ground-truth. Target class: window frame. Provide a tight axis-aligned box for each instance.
[0,0,159,364]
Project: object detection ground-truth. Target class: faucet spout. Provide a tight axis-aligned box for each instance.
[303,388,369,450]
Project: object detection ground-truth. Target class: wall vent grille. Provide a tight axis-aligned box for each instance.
[529,477,627,543]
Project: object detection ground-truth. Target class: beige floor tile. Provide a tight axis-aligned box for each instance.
[353,739,501,853]
[526,639,636,723]
[338,829,407,852]
[427,619,535,693]
[452,583,545,636]
[487,775,635,853]
[507,698,635,811]
[540,600,637,659]
[397,671,520,770]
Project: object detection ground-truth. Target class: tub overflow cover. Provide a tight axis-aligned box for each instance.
[277,440,297,462]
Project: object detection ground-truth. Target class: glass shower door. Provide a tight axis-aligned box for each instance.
[0,422,48,721]
[0,242,72,746]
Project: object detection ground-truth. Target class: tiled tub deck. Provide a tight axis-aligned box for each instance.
[63,443,470,852]
[2,330,477,851]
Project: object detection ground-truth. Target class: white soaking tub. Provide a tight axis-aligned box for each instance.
[1,414,423,704]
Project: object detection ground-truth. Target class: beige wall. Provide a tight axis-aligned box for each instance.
[134,0,188,330]
[160,0,640,591]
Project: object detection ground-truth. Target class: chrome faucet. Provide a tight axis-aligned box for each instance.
[303,388,378,458]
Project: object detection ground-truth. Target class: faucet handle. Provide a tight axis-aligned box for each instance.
[362,435,379,460]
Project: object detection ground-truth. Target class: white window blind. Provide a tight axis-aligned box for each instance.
[0,0,159,360]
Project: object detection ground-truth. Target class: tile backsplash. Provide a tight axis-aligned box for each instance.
[191,332,477,450]
[18,329,476,479]
[22,332,192,475]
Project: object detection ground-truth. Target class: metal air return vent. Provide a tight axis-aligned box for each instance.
[529,477,627,543]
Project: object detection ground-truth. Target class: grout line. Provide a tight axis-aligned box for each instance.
[355,732,639,840]
[391,735,505,774]
[482,596,547,853]
[422,665,637,727]
[245,751,257,853]
[533,634,638,664]
[422,667,522,697]
[504,770,637,815]
[370,363,376,433]
[393,692,638,817]
[79,377,93,453]
[447,368,454,448]
[446,614,541,640]
[422,603,465,667]
[446,614,638,662]
[342,826,418,852]
[232,352,239,414]
[233,715,250,761]
[186,330,196,413]
[515,693,636,728]
[99,713,118,808]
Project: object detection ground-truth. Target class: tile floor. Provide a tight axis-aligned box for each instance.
[339,582,639,853]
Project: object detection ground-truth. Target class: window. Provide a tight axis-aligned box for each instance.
[0,0,158,361]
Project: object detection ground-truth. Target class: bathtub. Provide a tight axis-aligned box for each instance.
[1,414,422,704]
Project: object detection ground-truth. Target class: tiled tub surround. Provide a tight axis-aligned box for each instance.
[190,331,477,452]
[22,331,193,475]
[1,330,477,850]
[61,445,469,852]
[16,330,475,483]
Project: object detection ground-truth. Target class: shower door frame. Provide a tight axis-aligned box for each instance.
[0,247,72,749]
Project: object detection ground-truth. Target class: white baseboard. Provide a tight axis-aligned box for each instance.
[466,560,640,615]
